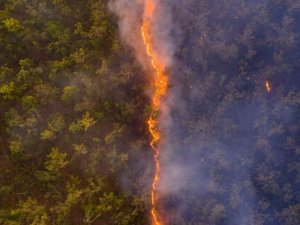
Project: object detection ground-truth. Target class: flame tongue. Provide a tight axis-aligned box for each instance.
[141,1,168,225]
[265,80,271,92]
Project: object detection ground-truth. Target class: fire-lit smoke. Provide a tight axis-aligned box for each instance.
[109,0,174,224]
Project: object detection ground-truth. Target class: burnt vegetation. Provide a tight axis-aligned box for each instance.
[162,0,300,224]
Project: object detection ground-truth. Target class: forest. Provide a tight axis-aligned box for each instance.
[0,0,300,225]
[0,0,149,224]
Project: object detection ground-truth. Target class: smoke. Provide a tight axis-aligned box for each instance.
[110,0,300,225]
[159,1,300,225]
[108,0,144,63]
[108,0,177,217]
[108,0,175,69]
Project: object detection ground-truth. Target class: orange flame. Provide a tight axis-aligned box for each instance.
[141,1,168,225]
[265,80,271,92]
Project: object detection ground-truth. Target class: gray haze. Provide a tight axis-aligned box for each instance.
[111,0,300,224]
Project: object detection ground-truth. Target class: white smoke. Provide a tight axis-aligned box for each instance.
[109,0,183,223]
[108,0,175,69]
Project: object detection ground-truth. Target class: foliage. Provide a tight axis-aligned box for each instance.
[0,0,148,224]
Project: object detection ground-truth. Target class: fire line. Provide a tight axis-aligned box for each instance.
[141,1,168,225]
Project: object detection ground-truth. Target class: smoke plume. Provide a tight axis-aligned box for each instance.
[108,0,175,69]
[110,0,300,224]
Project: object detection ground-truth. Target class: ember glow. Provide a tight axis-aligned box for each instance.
[141,0,168,224]
[265,80,271,92]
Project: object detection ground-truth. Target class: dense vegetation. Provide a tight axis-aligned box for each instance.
[0,0,150,224]
[1,0,300,225]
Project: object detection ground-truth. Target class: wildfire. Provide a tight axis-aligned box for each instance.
[141,1,168,225]
[265,80,271,92]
